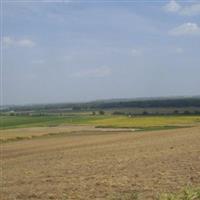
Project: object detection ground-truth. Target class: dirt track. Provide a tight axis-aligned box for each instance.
[0,125,136,142]
[1,127,200,200]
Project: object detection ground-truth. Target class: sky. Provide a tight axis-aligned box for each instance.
[1,0,200,105]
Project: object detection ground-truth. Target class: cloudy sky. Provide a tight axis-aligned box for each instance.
[2,0,200,105]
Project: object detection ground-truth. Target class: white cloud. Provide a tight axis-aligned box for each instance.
[164,0,200,16]
[175,47,184,54]
[130,48,142,56]
[71,66,111,78]
[3,36,36,48]
[3,36,15,46]
[164,0,181,13]
[17,39,35,47]
[63,55,73,61]
[180,3,200,16]
[32,59,45,64]
[169,23,200,36]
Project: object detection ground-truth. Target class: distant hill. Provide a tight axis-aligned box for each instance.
[1,96,200,112]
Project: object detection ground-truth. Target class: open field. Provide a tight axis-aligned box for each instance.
[1,126,200,200]
[1,115,200,143]
[0,125,137,143]
[1,115,200,199]
[0,115,109,130]
[1,115,200,130]
[90,115,200,128]
[3,0,200,198]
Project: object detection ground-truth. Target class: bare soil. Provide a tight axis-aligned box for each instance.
[0,125,136,142]
[1,126,200,200]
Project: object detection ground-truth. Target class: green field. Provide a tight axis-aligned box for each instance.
[0,115,108,130]
[1,114,200,130]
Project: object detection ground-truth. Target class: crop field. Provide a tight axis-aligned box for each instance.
[0,115,109,130]
[90,115,200,128]
[1,115,200,143]
[1,115,200,130]
[3,0,200,198]
[1,114,200,199]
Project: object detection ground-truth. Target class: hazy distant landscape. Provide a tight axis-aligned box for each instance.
[1,97,200,199]
[1,0,200,199]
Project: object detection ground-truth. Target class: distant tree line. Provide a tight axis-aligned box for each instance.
[112,110,200,116]
[1,98,200,113]
[82,98,200,109]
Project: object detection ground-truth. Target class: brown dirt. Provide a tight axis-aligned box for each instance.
[0,125,136,142]
[1,126,200,200]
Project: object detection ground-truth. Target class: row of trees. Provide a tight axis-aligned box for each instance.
[3,98,200,113]
[92,110,105,115]
[112,110,200,116]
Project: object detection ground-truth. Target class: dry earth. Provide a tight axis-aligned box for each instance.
[1,126,200,200]
[0,126,135,142]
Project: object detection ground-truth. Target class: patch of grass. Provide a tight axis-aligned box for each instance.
[158,187,200,200]
[128,192,139,200]
[137,125,190,132]
[112,187,200,200]
[111,191,139,200]
[0,115,109,130]
[0,131,77,143]
[0,136,31,143]
[95,125,190,132]
[1,129,125,143]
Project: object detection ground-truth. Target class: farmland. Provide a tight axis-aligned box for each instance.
[0,115,106,130]
[1,112,200,199]
[1,114,200,130]
[2,0,200,198]
[1,114,200,142]
[1,125,200,200]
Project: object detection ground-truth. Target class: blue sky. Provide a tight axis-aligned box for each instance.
[2,0,200,105]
